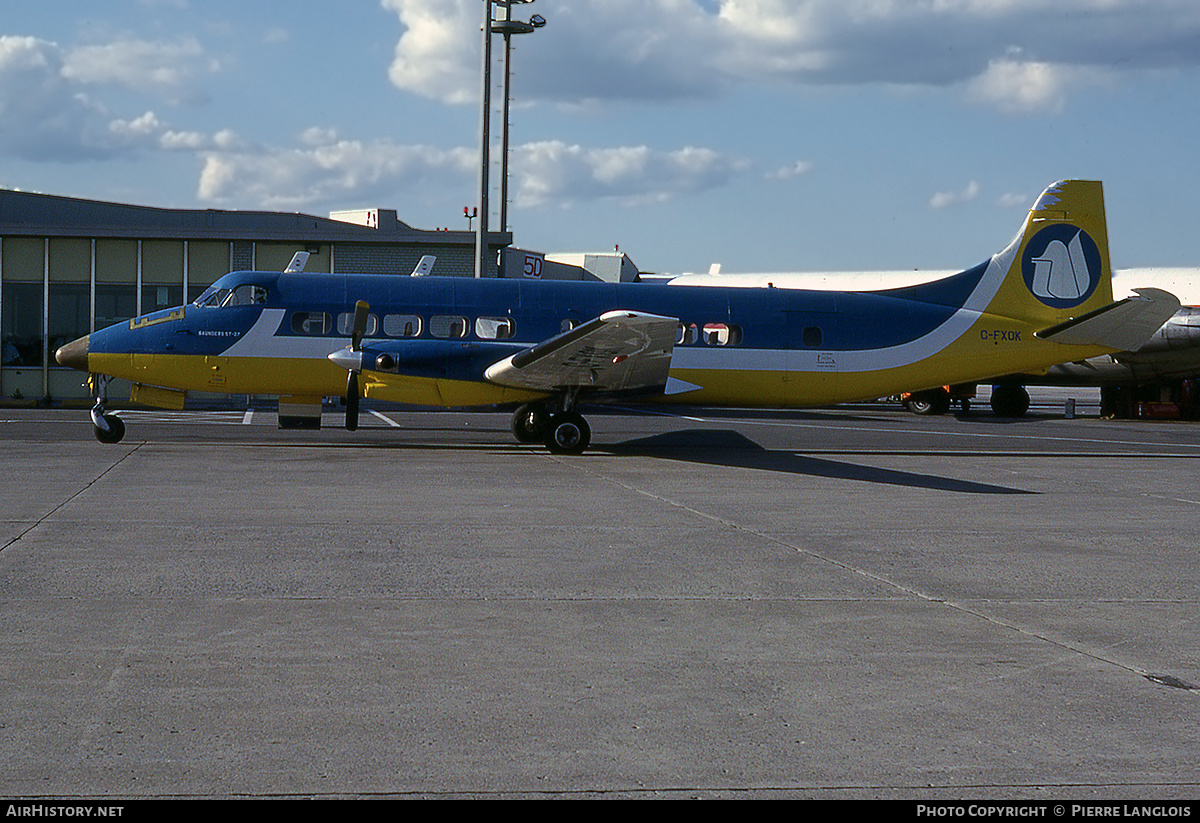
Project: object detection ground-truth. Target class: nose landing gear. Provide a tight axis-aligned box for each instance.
[89,375,125,443]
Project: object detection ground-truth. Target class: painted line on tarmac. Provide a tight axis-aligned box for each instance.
[618,406,1200,452]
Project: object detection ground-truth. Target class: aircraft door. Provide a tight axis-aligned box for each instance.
[782,292,840,407]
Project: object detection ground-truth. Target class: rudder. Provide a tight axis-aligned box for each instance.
[985,179,1115,326]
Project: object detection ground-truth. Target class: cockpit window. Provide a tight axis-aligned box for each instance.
[194,283,268,308]
[194,287,230,307]
[224,284,269,306]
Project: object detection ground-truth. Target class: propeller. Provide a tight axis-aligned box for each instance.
[345,300,369,431]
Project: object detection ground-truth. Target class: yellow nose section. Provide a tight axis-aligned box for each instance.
[55,335,89,371]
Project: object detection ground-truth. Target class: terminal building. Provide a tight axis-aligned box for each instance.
[0,188,644,404]
[0,189,516,403]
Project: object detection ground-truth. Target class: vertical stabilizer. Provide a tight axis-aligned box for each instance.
[986,179,1114,325]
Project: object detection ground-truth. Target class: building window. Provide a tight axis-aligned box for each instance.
[95,284,137,329]
[48,282,89,357]
[2,282,43,367]
[145,284,183,312]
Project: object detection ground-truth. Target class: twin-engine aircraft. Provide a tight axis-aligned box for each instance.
[57,180,1179,453]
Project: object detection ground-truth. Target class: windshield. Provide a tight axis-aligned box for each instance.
[193,284,269,308]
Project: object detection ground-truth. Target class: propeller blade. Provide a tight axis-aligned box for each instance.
[351,301,370,351]
[345,371,359,431]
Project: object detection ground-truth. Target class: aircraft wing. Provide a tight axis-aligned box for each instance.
[484,310,677,394]
[1035,288,1181,351]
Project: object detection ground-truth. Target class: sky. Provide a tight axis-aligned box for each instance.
[3,0,1200,275]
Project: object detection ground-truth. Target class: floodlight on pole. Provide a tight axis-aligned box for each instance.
[475,0,545,278]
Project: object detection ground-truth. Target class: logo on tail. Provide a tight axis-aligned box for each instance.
[1021,225,1101,308]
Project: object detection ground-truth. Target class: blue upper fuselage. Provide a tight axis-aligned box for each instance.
[89,262,992,359]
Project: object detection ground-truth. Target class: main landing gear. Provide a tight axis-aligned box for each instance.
[989,382,1030,418]
[511,400,591,455]
[89,374,126,443]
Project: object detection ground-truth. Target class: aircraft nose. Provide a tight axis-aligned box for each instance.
[55,335,89,371]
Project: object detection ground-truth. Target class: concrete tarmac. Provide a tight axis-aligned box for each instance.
[2,396,1199,799]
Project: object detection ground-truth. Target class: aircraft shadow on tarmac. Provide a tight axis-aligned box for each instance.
[599,429,1036,495]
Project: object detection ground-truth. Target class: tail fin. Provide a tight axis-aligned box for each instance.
[985,179,1114,325]
[981,179,1178,352]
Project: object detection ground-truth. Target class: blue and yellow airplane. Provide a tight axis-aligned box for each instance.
[56,180,1179,452]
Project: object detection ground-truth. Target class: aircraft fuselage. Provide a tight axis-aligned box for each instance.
[79,261,1099,410]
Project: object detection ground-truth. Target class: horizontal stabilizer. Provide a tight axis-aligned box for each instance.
[1035,288,1180,352]
[484,310,677,394]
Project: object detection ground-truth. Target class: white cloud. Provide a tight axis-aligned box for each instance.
[966,58,1073,113]
[930,180,980,209]
[511,140,748,208]
[767,160,813,181]
[0,33,221,161]
[384,0,727,104]
[196,132,477,210]
[61,37,218,104]
[191,130,747,213]
[0,35,111,160]
[381,0,1200,112]
[383,0,481,105]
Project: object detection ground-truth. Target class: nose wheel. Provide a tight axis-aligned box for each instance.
[91,403,125,444]
[89,374,126,443]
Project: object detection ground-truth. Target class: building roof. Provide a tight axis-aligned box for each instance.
[0,188,501,246]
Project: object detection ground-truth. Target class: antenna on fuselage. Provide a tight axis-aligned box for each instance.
[410,255,436,276]
[284,252,310,273]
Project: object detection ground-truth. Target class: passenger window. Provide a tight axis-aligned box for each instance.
[224,284,269,306]
[803,326,823,348]
[560,319,576,333]
[337,311,378,337]
[430,316,468,339]
[702,323,741,346]
[676,323,698,345]
[383,314,422,338]
[475,317,515,339]
[291,311,331,335]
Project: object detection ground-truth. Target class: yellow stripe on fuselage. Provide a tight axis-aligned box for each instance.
[89,298,1105,411]
[90,352,348,397]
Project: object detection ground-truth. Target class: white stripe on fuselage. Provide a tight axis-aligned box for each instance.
[675,242,1015,373]
[219,309,356,359]
[218,246,1012,374]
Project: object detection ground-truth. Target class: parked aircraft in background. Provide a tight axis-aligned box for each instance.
[670,264,1200,419]
[56,180,1179,451]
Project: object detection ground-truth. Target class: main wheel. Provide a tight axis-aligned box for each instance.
[93,414,125,444]
[906,388,951,415]
[511,402,550,443]
[990,384,1030,417]
[544,412,590,454]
